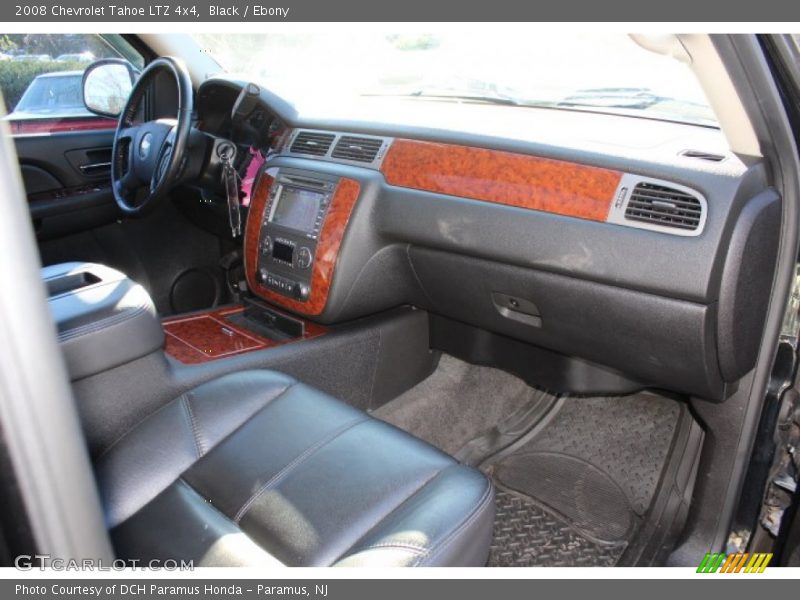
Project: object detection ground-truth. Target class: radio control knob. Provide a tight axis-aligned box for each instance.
[297,247,313,269]
[256,268,268,284]
[262,236,273,255]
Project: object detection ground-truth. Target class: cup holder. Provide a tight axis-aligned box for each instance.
[45,270,102,298]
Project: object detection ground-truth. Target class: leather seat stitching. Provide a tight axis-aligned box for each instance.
[233,416,368,523]
[58,303,150,341]
[100,380,299,528]
[95,378,294,464]
[412,477,494,567]
[332,464,452,563]
[352,541,429,552]
[177,477,239,524]
[220,380,298,433]
[182,392,204,458]
[94,390,182,462]
[58,303,147,339]
[190,380,299,465]
[417,479,493,566]
[343,542,429,559]
[176,478,289,565]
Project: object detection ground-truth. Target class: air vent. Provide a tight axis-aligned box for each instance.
[290,131,335,156]
[625,182,703,231]
[680,149,726,162]
[331,136,384,163]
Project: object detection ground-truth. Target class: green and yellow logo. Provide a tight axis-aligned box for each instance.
[696,552,773,573]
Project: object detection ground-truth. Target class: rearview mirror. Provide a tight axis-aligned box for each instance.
[82,59,138,118]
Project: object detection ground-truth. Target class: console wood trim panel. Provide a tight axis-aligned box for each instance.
[163,305,326,364]
[245,170,361,316]
[381,139,621,222]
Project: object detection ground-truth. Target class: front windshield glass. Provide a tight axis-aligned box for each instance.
[194,32,715,127]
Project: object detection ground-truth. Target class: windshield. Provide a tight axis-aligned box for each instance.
[194,32,716,127]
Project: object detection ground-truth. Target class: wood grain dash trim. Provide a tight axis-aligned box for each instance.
[162,305,326,364]
[381,139,621,222]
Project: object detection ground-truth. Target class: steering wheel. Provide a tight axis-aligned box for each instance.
[111,57,194,216]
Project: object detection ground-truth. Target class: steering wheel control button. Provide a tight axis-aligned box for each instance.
[297,247,313,269]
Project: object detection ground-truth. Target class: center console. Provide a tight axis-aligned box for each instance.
[159,165,364,366]
[244,167,362,316]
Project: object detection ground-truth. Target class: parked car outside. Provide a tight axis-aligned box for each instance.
[12,53,52,62]
[56,52,95,63]
[3,70,112,133]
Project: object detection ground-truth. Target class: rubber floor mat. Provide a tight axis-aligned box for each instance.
[483,392,684,566]
[488,487,626,567]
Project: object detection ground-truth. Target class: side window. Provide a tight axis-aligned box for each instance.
[0,34,143,135]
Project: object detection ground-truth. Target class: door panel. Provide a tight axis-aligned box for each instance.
[14,130,118,240]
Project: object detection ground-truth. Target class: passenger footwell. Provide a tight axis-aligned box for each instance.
[375,355,703,566]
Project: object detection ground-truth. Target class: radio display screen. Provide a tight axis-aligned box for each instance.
[271,241,294,263]
[270,186,323,233]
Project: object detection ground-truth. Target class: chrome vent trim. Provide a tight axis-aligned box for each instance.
[626,183,702,230]
[289,131,335,156]
[607,174,707,237]
[283,129,393,169]
[331,135,385,163]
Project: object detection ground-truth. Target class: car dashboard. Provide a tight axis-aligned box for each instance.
[190,75,781,402]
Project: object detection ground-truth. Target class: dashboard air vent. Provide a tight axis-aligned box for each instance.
[625,182,703,231]
[290,131,335,156]
[331,135,385,163]
[680,149,726,162]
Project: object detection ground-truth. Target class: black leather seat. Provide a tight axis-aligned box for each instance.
[95,370,495,566]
